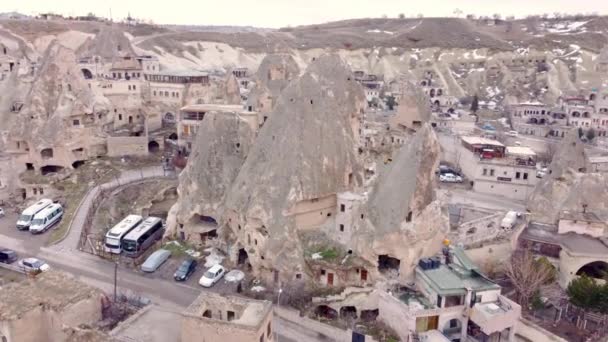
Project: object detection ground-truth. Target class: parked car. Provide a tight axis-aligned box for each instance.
[439,173,463,183]
[199,264,226,287]
[536,167,548,178]
[437,165,461,177]
[506,130,519,137]
[19,257,50,272]
[501,211,519,229]
[174,258,197,281]
[0,249,18,264]
[141,249,171,273]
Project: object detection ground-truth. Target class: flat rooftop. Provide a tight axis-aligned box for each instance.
[506,146,536,157]
[560,210,604,223]
[0,271,101,320]
[417,265,499,296]
[181,104,255,114]
[147,69,208,77]
[520,224,608,255]
[184,292,272,329]
[416,247,499,297]
[461,136,504,147]
[589,156,608,164]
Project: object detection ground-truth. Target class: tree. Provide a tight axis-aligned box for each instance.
[567,274,601,311]
[385,96,397,111]
[505,250,555,308]
[470,94,479,114]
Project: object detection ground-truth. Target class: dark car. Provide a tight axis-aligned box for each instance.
[0,249,18,264]
[174,258,197,281]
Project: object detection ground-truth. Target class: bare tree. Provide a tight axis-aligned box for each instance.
[505,250,555,308]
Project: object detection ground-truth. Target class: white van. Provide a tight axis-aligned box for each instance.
[29,203,63,234]
[16,199,53,230]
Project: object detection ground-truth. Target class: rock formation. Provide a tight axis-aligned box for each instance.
[246,53,299,116]
[348,124,448,283]
[527,130,602,224]
[223,54,365,279]
[9,42,109,170]
[170,110,257,236]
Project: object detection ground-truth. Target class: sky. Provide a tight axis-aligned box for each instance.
[7,0,608,28]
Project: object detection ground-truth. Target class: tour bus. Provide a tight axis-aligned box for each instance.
[29,203,63,234]
[104,214,144,254]
[16,199,53,230]
[121,217,165,258]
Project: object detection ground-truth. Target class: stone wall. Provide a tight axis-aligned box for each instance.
[107,136,148,157]
[181,309,272,342]
[515,318,567,342]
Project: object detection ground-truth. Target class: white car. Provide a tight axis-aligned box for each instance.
[506,130,519,137]
[199,264,226,287]
[439,173,463,183]
[19,258,50,273]
[501,211,520,229]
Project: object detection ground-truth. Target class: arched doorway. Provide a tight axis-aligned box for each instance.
[340,306,357,320]
[443,318,462,335]
[81,68,93,79]
[148,141,160,153]
[164,112,176,123]
[40,165,64,175]
[314,305,338,319]
[576,261,608,280]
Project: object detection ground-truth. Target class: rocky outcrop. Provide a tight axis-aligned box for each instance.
[9,42,109,169]
[246,53,299,114]
[171,110,257,234]
[347,125,448,282]
[528,131,597,223]
[223,54,365,273]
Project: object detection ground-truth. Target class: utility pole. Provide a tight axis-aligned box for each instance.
[113,260,118,302]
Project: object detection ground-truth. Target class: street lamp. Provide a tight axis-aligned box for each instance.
[277,288,283,306]
[275,288,283,342]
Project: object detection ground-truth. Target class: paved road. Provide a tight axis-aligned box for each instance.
[444,188,526,212]
[0,212,50,253]
[50,166,174,254]
[0,166,337,342]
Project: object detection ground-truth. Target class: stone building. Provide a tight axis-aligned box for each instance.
[378,246,520,342]
[181,293,273,342]
[177,104,257,153]
[0,271,105,342]
[245,54,299,126]
[457,136,539,201]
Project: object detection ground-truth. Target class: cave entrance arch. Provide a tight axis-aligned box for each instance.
[81,68,93,79]
[148,141,160,154]
[41,165,64,175]
[576,261,608,280]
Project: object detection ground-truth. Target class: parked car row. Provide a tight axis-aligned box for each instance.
[0,248,50,273]
[140,248,227,288]
[15,199,63,234]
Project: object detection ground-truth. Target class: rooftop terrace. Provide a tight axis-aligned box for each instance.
[184,292,272,329]
[0,271,102,321]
